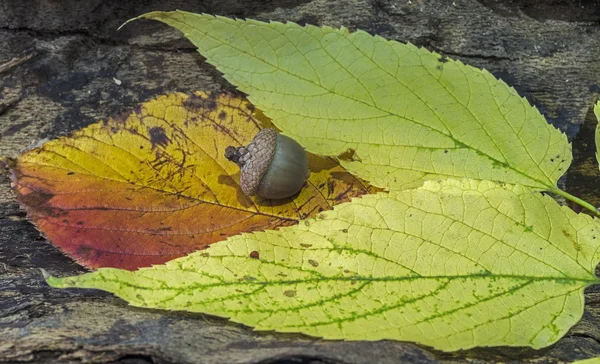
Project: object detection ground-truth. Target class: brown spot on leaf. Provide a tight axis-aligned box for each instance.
[338,148,361,162]
[300,243,312,248]
[249,251,260,259]
[148,127,170,148]
[308,259,319,267]
[283,290,296,297]
[76,245,92,258]
[15,189,63,218]
[218,111,227,120]
[562,229,581,251]
[182,93,204,111]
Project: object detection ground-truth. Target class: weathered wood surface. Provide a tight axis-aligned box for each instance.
[2,0,600,362]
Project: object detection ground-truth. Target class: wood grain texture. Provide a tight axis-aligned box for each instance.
[2,0,600,362]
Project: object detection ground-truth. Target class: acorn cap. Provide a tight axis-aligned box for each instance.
[227,128,278,196]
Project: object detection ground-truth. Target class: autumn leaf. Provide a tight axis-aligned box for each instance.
[131,11,572,194]
[48,179,600,351]
[10,92,375,269]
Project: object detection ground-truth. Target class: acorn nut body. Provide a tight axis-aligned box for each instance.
[224,128,309,199]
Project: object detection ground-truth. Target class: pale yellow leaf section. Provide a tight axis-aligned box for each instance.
[131,11,572,191]
[49,179,600,351]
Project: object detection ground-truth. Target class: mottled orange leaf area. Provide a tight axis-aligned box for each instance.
[10,92,377,269]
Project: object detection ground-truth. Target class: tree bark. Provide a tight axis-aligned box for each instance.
[2,0,600,362]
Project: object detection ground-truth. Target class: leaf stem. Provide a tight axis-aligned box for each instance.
[550,188,600,217]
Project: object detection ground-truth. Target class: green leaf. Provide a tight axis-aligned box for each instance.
[49,179,600,351]
[572,358,600,364]
[129,11,571,191]
[595,101,600,168]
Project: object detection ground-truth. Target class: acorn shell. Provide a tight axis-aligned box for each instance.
[239,129,278,196]
[238,129,309,199]
[256,134,309,199]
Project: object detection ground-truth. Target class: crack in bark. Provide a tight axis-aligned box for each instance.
[568,332,600,347]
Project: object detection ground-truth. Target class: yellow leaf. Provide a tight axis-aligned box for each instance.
[11,92,376,269]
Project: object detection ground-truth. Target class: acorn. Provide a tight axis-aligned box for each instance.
[224,128,309,199]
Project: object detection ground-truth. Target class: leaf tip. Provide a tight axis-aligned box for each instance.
[118,15,142,31]
[44,271,67,288]
[119,11,173,30]
[45,273,85,289]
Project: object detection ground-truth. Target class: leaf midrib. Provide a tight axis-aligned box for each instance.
[18,152,302,223]
[98,271,599,291]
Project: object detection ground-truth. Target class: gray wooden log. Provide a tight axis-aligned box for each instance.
[2,0,600,362]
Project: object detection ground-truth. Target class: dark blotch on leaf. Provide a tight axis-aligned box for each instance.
[148,127,170,148]
[182,93,204,111]
[283,290,296,297]
[218,111,227,120]
[76,245,92,258]
[16,189,62,217]
[300,243,312,248]
[249,251,260,259]
[308,259,319,267]
[338,148,361,162]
